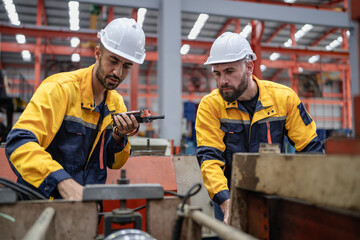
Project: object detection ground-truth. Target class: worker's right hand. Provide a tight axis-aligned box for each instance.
[220,199,230,225]
[57,178,83,200]
[112,113,139,140]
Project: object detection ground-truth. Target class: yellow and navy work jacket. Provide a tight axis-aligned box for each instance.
[5,65,130,198]
[196,76,323,206]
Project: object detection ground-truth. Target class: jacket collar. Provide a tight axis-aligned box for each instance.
[80,64,116,113]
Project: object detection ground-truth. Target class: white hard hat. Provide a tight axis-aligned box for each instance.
[204,32,256,65]
[98,18,146,64]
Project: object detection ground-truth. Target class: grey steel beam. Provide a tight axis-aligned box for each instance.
[182,0,352,28]
[79,0,352,28]
[77,0,159,9]
[82,184,164,201]
[157,0,182,146]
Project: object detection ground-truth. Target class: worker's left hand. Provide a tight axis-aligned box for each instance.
[220,199,230,225]
[112,113,139,139]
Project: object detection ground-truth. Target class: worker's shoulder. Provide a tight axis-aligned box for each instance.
[260,79,297,97]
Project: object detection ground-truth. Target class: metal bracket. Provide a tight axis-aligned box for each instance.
[82,183,164,201]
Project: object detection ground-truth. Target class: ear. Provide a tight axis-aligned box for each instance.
[94,45,101,61]
[246,61,254,76]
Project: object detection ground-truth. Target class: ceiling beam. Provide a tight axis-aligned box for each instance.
[310,28,339,46]
[77,0,352,28]
[1,41,349,62]
[182,0,351,28]
[265,23,288,43]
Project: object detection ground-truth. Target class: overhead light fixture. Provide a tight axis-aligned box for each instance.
[71,53,81,62]
[137,8,147,27]
[271,24,312,61]
[325,36,343,51]
[298,67,303,73]
[21,50,31,62]
[180,44,190,55]
[283,39,292,48]
[269,52,280,61]
[240,23,252,38]
[188,13,209,40]
[260,65,267,72]
[71,37,80,48]
[284,0,296,3]
[308,54,320,64]
[68,1,80,31]
[16,34,26,44]
[3,0,20,25]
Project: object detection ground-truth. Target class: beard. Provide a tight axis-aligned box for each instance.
[219,73,248,102]
[95,59,122,90]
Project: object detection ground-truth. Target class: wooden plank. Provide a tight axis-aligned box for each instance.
[232,153,360,212]
[172,156,214,218]
[147,197,201,240]
[0,201,98,240]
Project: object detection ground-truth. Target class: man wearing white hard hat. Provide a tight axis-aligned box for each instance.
[195,32,323,224]
[6,18,146,200]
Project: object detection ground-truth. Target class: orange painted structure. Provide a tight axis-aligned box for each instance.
[0,149,178,234]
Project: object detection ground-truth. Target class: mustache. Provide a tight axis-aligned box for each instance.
[220,84,234,89]
[106,74,121,81]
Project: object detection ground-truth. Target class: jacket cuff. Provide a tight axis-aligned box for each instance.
[213,189,230,206]
[38,169,72,198]
[109,135,128,152]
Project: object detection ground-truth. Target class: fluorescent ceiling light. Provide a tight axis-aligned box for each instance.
[272,24,312,61]
[180,44,190,55]
[3,0,20,25]
[298,67,303,73]
[325,36,343,51]
[269,53,280,61]
[16,34,26,44]
[283,39,292,48]
[137,8,147,27]
[71,37,80,48]
[294,24,313,41]
[71,53,80,62]
[260,65,267,72]
[68,1,80,31]
[240,24,252,38]
[308,54,320,64]
[21,50,31,62]
[188,13,209,40]
[284,0,296,3]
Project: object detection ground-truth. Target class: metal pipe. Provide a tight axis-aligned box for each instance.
[190,210,257,240]
[22,207,55,240]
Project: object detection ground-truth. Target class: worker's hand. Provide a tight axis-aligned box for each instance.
[220,199,230,225]
[57,178,83,200]
[112,113,139,141]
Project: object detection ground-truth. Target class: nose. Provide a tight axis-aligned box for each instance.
[113,64,123,78]
[219,75,228,85]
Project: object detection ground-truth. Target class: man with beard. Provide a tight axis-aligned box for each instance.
[5,18,145,200]
[195,32,323,225]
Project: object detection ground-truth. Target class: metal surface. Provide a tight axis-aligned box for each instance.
[182,0,352,28]
[246,193,360,240]
[103,210,143,237]
[22,207,55,240]
[157,0,182,146]
[0,188,16,204]
[82,184,164,201]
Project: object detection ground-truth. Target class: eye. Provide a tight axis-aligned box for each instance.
[214,72,220,77]
[109,59,117,64]
[124,64,132,70]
